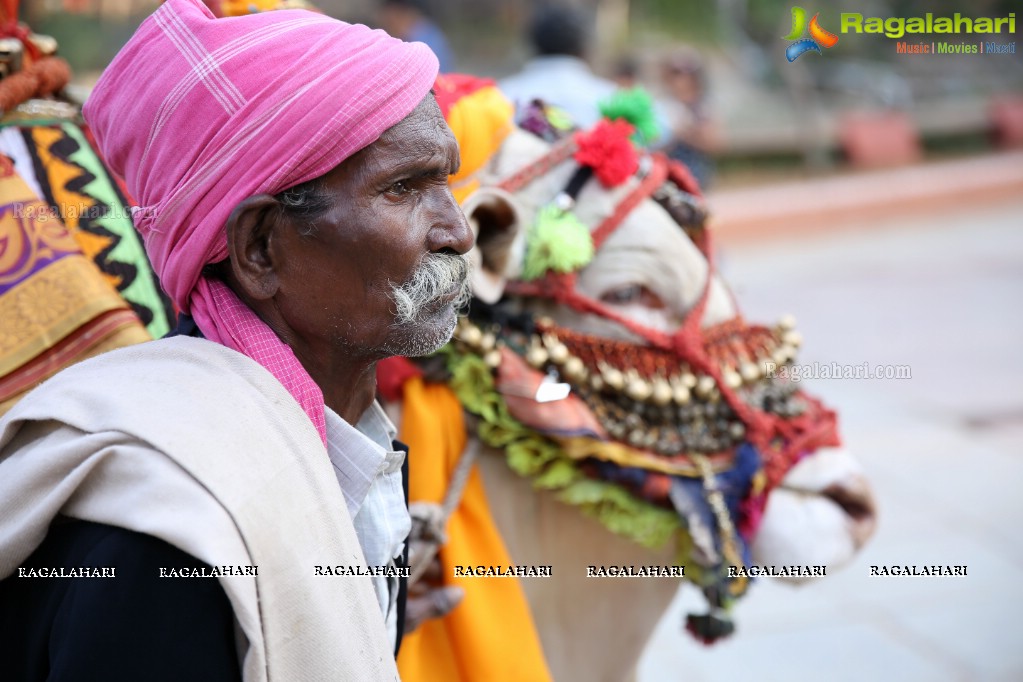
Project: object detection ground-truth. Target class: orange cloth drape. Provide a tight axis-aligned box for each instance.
[433,74,514,205]
[396,377,551,682]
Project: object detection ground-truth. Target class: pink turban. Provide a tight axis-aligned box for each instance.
[84,0,439,443]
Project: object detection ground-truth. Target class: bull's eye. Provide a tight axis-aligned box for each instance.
[600,284,667,309]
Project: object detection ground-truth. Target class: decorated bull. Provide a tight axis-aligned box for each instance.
[0,6,875,676]
[386,76,877,682]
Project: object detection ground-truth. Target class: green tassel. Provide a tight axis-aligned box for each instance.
[522,204,594,281]
[599,87,661,146]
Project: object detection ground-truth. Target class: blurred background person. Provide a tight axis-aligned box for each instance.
[377,0,454,72]
[656,47,721,190]
[499,4,616,130]
[612,53,641,89]
[600,51,667,148]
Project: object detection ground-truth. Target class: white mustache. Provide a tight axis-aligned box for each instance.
[389,253,471,325]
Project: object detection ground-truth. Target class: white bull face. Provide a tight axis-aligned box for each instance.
[462,127,876,573]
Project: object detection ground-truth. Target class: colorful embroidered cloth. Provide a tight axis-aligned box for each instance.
[0,157,148,416]
[0,120,174,337]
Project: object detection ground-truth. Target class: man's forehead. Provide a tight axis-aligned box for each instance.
[315,94,455,183]
[366,96,456,160]
[383,93,448,138]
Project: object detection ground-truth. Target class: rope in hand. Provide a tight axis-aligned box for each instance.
[407,435,481,586]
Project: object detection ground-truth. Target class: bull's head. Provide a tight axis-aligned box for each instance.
[436,75,876,641]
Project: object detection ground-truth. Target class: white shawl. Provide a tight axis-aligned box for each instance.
[0,336,399,681]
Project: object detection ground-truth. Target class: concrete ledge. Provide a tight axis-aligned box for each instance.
[708,151,1023,246]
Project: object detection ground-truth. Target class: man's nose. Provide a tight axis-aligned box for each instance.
[428,187,475,255]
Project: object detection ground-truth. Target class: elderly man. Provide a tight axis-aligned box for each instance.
[0,0,471,679]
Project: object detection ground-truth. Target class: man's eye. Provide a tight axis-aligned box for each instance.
[600,284,667,309]
[387,180,413,196]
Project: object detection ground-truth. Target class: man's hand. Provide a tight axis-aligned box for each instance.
[404,555,464,633]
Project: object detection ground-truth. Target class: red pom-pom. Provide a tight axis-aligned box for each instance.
[574,118,639,187]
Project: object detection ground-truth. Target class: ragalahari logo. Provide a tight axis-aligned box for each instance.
[784,7,839,61]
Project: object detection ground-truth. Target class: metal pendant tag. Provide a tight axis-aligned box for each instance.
[534,373,571,403]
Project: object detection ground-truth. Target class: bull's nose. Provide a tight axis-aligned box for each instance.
[822,476,878,549]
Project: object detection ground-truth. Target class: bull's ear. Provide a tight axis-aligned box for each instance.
[461,187,527,304]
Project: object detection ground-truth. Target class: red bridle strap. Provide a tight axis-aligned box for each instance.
[589,153,669,250]
[497,137,578,194]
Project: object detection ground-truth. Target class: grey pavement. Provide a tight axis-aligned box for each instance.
[638,195,1023,681]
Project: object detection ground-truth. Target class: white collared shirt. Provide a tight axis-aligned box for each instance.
[323,402,410,649]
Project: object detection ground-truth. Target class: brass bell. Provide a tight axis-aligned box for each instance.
[526,345,549,368]
[484,349,502,368]
[600,363,625,391]
[625,375,653,402]
[0,39,23,79]
[740,361,760,383]
[695,375,716,398]
[651,378,673,406]
[722,368,742,389]
[460,325,482,347]
[563,356,587,381]
[548,343,570,364]
[29,34,58,57]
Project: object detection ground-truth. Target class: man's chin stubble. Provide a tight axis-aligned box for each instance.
[380,303,460,358]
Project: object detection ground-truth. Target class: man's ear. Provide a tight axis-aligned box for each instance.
[224,195,283,301]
